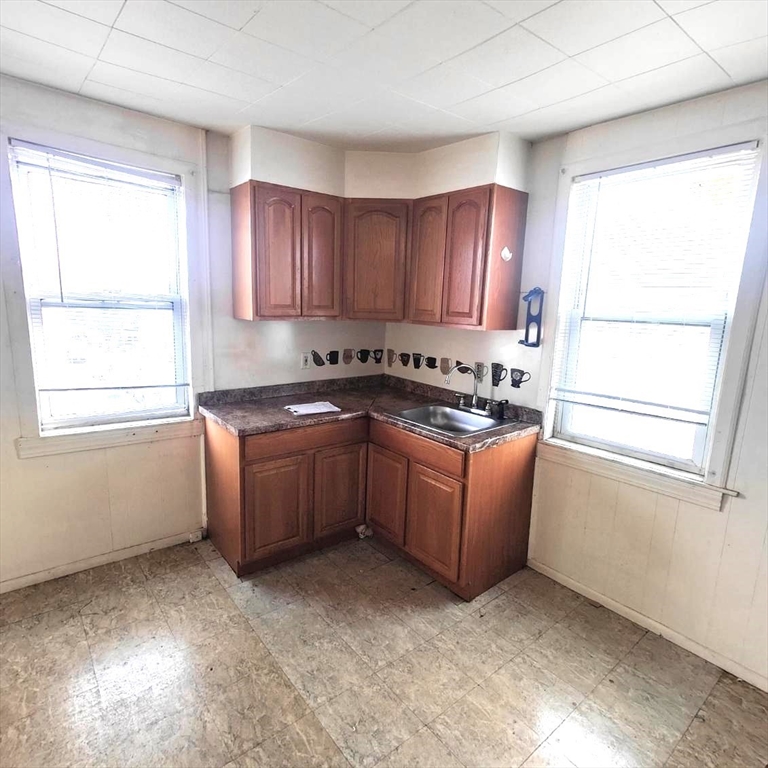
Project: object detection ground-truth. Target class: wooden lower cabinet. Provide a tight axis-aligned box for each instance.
[405,463,463,582]
[366,444,408,545]
[244,454,312,560]
[314,443,367,537]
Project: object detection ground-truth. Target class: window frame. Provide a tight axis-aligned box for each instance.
[541,130,768,489]
[0,120,213,450]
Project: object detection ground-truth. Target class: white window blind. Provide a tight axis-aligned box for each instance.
[550,142,761,473]
[8,140,191,432]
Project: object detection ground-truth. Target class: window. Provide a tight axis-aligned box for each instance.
[549,142,761,474]
[8,140,191,432]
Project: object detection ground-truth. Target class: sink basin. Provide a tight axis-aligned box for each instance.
[394,405,504,436]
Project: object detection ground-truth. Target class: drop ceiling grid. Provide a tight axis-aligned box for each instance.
[0,0,765,148]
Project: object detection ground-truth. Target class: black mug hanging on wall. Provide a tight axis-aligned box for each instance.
[509,368,531,388]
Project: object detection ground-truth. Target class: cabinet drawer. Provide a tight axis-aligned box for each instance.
[369,420,465,479]
[244,418,368,463]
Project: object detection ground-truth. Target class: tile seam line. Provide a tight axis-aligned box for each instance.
[77,0,127,95]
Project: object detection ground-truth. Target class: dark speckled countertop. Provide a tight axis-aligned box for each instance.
[199,377,540,453]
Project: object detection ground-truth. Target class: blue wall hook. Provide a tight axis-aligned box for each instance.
[519,287,544,348]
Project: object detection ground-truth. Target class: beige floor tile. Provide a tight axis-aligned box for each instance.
[323,539,391,577]
[427,619,520,683]
[0,573,82,625]
[72,558,147,601]
[315,677,422,768]
[137,542,203,579]
[428,686,542,768]
[524,624,619,695]
[354,559,434,602]
[238,711,350,768]
[497,566,535,592]
[104,701,231,768]
[622,633,722,709]
[522,739,577,767]
[162,587,248,647]
[548,699,663,767]
[376,727,463,768]
[181,625,273,695]
[79,584,163,638]
[560,602,646,660]
[702,672,768,745]
[207,556,243,588]
[300,571,385,628]
[455,583,505,614]
[376,646,476,724]
[470,591,555,648]
[250,598,336,655]
[206,661,309,757]
[481,655,584,739]
[227,568,301,620]
[192,538,221,561]
[336,610,424,670]
[277,632,374,708]
[504,571,583,621]
[366,536,403,561]
[392,582,467,640]
[146,561,223,606]
[277,550,339,585]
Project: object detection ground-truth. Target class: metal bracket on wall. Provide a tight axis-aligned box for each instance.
[519,287,544,348]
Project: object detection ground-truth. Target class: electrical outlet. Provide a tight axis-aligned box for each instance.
[300,353,310,369]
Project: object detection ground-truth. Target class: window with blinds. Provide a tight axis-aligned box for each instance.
[8,140,190,432]
[550,142,761,473]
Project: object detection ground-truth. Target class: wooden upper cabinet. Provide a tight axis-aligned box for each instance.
[405,463,463,582]
[442,187,490,326]
[344,200,408,321]
[302,193,342,317]
[243,454,312,561]
[407,195,448,323]
[256,183,302,317]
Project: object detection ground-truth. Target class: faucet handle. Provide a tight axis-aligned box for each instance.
[453,393,466,407]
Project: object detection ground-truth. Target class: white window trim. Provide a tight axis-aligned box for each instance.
[538,120,768,496]
[0,121,214,457]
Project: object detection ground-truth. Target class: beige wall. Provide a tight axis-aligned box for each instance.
[526,81,768,691]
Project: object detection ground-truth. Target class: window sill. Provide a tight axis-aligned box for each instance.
[537,438,737,511]
[15,416,204,459]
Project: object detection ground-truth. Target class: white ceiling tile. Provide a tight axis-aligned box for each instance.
[43,0,124,25]
[80,79,170,113]
[115,0,233,58]
[483,0,559,23]
[329,28,439,84]
[320,0,411,27]
[181,60,279,102]
[302,100,396,142]
[452,24,566,88]
[448,83,537,124]
[242,0,369,60]
[394,60,493,108]
[99,30,205,81]
[208,31,315,84]
[360,124,473,152]
[576,18,701,82]
[655,0,714,13]
[710,36,768,85]
[0,26,93,91]
[615,53,733,110]
[0,0,110,56]
[87,61,184,101]
[238,65,371,127]
[521,0,666,56]
[373,0,513,63]
[674,0,768,51]
[167,0,264,29]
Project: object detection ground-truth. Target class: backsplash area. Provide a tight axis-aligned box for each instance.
[385,321,543,409]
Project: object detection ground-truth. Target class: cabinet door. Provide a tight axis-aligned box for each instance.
[344,201,408,320]
[407,195,448,323]
[366,444,408,545]
[256,183,302,317]
[244,454,312,560]
[442,187,490,326]
[314,443,367,537]
[405,463,463,582]
[302,192,342,317]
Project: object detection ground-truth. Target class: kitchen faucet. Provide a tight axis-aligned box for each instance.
[445,363,480,411]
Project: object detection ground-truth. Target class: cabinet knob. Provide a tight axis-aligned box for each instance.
[500,246,513,262]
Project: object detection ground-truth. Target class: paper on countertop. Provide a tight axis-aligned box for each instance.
[284,401,342,416]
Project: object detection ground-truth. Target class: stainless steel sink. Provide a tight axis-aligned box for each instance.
[394,405,504,436]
